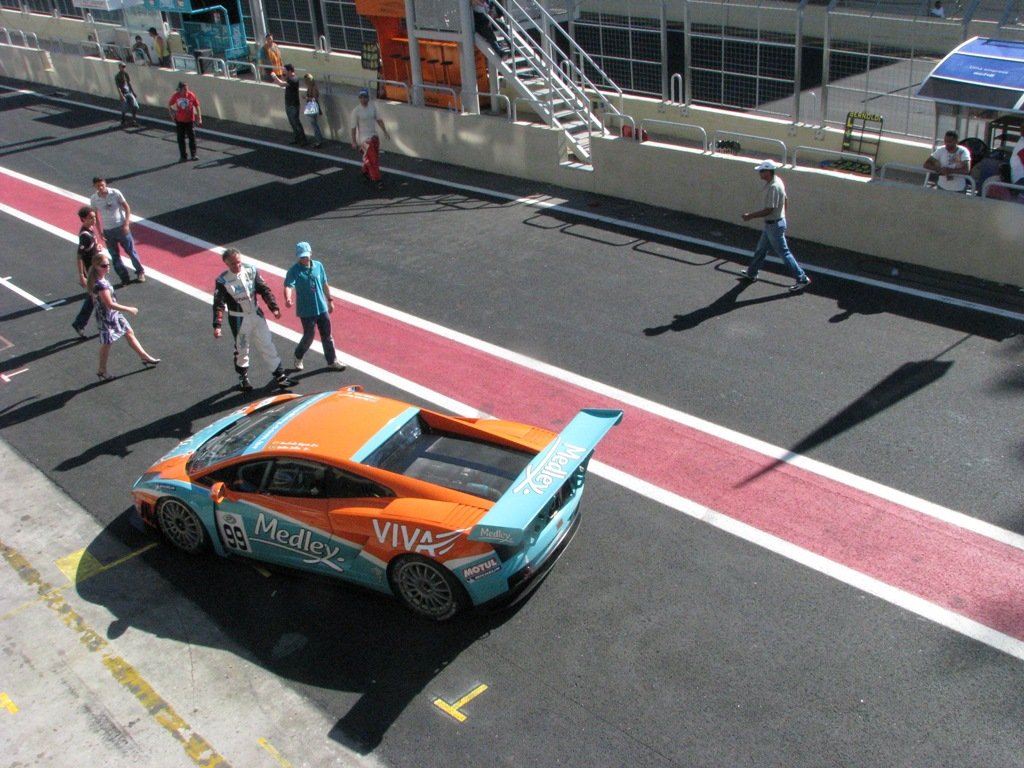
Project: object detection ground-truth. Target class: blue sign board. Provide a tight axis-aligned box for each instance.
[917,37,1024,112]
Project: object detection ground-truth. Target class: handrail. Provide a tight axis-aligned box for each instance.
[0,28,10,46]
[411,82,461,112]
[980,179,1024,200]
[0,28,40,49]
[711,130,787,164]
[512,96,548,122]
[487,92,512,120]
[370,78,411,102]
[602,111,637,136]
[500,0,624,115]
[225,59,258,79]
[640,119,709,151]
[792,145,875,177]
[196,56,228,76]
[318,34,329,54]
[81,40,103,59]
[879,161,932,183]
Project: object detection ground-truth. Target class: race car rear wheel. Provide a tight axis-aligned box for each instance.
[156,498,208,554]
[389,555,468,621]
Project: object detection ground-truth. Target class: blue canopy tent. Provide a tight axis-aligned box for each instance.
[917,37,1024,113]
[917,36,1024,154]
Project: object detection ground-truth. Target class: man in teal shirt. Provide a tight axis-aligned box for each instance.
[283,241,346,371]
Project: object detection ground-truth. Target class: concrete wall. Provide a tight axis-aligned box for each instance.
[2,25,1021,287]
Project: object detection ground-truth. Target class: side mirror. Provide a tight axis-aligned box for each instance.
[209,481,226,504]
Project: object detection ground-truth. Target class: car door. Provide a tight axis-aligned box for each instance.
[320,466,396,589]
[206,458,351,577]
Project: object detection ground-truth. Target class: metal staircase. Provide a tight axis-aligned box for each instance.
[474,0,626,165]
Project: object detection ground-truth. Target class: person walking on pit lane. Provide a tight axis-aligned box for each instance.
[88,252,160,381]
[90,176,146,286]
[284,242,345,372]
[72,205,101,338]
[351,88,389,184]
[114,62,139,127]
[212,248,294,393]
[273,64,307,146]
[167,81,201,162]
[739,160,811,293]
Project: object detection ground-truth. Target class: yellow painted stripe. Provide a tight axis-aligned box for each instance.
[433,683,488,722]
[257,737,294,767]
[1,540,231,767]
[0,692,18,714]
[55,543,158,585]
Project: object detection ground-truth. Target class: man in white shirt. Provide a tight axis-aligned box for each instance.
[90,176,146,285]
[923,130,971,192]
[350,89,389,184]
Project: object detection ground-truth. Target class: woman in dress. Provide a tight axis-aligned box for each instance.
[303,73,324,149]
[88,252,160,380]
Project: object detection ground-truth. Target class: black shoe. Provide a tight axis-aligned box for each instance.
[72,324,86,338]
[738,269,757,282]
[190,155,198,161]
[274,375,296,388]
[238,377,254,392]
[178,156,188,163]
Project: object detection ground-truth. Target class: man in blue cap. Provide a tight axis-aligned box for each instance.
[283,241,346,371]
[740,160,811,292]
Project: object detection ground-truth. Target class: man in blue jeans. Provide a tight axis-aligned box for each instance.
[739,160,811,293]
[283,241,345,371]
[90,176,146,285]
[71,205,100,337]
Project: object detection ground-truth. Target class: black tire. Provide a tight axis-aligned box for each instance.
[388,555,468,621]
[155,497,209,554]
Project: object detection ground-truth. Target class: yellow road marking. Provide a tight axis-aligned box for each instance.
[55,543,158,584]
[0,692,18,714]
[1,540,230,767]
[257,737,293,767]
[433,683,488,723]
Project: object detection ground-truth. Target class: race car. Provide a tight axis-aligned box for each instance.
[131,386,622,620]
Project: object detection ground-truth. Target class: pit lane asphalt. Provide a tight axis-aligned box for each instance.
[1,83,1023,767]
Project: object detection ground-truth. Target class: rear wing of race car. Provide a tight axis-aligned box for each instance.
[468,408,623,546]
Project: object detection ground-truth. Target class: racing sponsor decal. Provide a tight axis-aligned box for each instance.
[218,512,347,572]
[462,556,501,582]
[513,441,586,496]
[475,527,515,544]
[217,512,251,553]
[371,520,462,557]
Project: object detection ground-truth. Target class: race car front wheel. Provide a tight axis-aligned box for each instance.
[389,555,468,621]
[156,498,208,554]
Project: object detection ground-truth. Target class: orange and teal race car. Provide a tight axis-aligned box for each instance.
[131,386,622,620]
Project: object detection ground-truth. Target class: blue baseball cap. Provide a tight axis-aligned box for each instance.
[295,241,312,260]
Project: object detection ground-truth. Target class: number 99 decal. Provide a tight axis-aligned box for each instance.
[216,511,251,552]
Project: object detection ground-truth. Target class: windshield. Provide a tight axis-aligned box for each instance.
[187,396,311,474]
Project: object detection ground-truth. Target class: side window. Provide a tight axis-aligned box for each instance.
[202,460,271,492]
[323,466,393,499]
[266,459,327,498]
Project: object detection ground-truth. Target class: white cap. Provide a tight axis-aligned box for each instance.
[754,160,781,172]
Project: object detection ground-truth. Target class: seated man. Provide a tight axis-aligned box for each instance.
[923,130,971,192]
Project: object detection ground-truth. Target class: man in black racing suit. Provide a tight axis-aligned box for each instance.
[212,248,294,392]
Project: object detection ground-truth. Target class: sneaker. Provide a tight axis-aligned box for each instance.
[136,272,146,283]
[789,276,811,293]
[238,377,254,392]
[738,269,758,282]
[292,357,304,371]
[327,361,346,371]
[274,375,296,388]
[72,324,86,338]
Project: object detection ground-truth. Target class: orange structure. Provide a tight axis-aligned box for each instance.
[354,0,488,109]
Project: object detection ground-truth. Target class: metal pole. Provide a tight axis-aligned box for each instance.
[458,0,479,114]
[403,0,423,107]
[660,0,668,102]
[683,0,691,106]
[822,0,834,129]
[793,0,805,126]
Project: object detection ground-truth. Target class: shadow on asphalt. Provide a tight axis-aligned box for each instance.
[75,511,518,754]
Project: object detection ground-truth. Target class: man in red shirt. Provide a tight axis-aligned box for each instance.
[167,81,202,162]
